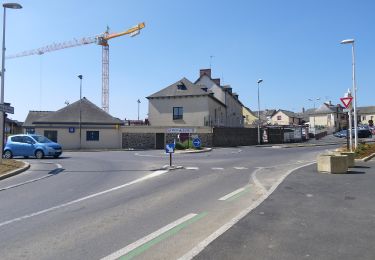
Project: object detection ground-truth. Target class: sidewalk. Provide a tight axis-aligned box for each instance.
[195,159,375,260]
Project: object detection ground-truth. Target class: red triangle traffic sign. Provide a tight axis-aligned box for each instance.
[340,97,353,109]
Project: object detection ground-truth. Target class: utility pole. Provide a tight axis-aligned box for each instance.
[78,75,82,149]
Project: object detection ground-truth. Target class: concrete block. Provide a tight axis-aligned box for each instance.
[317,154,348,174]
[340,152,355,168]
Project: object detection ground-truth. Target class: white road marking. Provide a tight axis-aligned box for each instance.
[218,187,246,201]
[100,213,198,260]
[211,167,224,170]
[178,162,316,260]
[185,167,199,170]
[251,167,268,194]
[233,167,248,170]
[0,163,63,192]
[134,153,162,158]
[0,169,169,228]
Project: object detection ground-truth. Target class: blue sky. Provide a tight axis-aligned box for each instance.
[3,0,375,121]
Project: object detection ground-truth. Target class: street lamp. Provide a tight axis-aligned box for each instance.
[0,2,22,162]
[137,99,141,121]
[341,38,358,149]
[78,74,82,149]
[308,97,320,135]
[257,79,263,144]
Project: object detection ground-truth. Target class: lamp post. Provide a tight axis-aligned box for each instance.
[341,39,358,149]
[78,74,82,149]
[137,99,140,121]
[257,79,263,144]
[308,97,320,135]
[0,2,22,162]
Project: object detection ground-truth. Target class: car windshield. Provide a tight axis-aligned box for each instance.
[31,135,53,143]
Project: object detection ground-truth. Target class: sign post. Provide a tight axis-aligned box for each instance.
[192,137,201,148]
[341,94,353,151]
[165,143,175,167]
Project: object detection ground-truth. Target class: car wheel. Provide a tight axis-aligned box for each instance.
[35,150,44,159]
[3,150,13,159]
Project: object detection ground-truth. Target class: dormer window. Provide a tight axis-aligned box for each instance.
[177,83,187,90]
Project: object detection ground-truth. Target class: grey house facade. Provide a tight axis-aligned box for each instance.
[23,98,123,149]
[147,69,244,127]
[147,77,227,127]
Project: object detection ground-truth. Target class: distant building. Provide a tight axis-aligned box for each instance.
[23,97,123,149]
[271,109,302,126]
[309,101,346,131]
[253,109,277,125]
[242,106,258,127]
[357,106,375,125]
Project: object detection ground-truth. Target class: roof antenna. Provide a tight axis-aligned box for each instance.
[209,55,214,69]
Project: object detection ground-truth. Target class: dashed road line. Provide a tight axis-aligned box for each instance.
[185,167,199,170]
[233,167,248,170]
[211,167,224,170]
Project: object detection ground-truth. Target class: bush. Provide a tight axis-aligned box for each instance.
[175,142,186,150]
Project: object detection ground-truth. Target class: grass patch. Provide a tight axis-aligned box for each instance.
[338,142,375,159]
[354,143,375,159]
[0,159,24,176]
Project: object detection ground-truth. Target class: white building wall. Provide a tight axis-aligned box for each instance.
[34,126,121,150]
[148,96,210,126]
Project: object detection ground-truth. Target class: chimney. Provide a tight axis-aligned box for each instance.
[200,69,211,78]
[212,78,220,86]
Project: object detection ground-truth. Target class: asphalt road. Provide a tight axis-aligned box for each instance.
[0,146,335,260]
[195,160,375,260]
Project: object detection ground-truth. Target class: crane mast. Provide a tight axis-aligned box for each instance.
[7,22,145,113]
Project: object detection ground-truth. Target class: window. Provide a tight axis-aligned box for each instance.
[86,131,99,141]
[25,128,35,134]
[177,83,187,90]
[173,107,183,120]
[44,130,57,142]
[277,115,282,120]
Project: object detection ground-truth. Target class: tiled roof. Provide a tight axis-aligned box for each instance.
[147,78,211,98]
[358,106,375,114]
[23,111,54,127]
[24,98,123,126]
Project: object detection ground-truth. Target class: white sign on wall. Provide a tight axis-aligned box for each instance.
[166,128,196,133]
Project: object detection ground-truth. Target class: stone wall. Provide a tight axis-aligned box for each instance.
[122,132,213,149]
[122,133,155,149]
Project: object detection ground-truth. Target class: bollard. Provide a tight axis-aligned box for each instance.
[317,154,348,174]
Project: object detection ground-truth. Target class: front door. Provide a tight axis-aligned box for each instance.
[155,133,165,149]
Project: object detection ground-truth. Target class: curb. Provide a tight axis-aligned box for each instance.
[0,161,30,181]
[357,152,375,162]
[256,142,343,148]
[175,148,212,154]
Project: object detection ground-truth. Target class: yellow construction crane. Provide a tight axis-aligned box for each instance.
[7,22,146,113]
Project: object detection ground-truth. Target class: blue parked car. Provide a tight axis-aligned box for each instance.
[3,134,62,159]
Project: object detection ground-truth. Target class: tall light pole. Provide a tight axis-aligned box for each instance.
[0,2,22,162]
[341,39,358,149]
[308,97,320,135]
[257,79,263,144]
[78,74,82,149]
[137,99,140,121]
